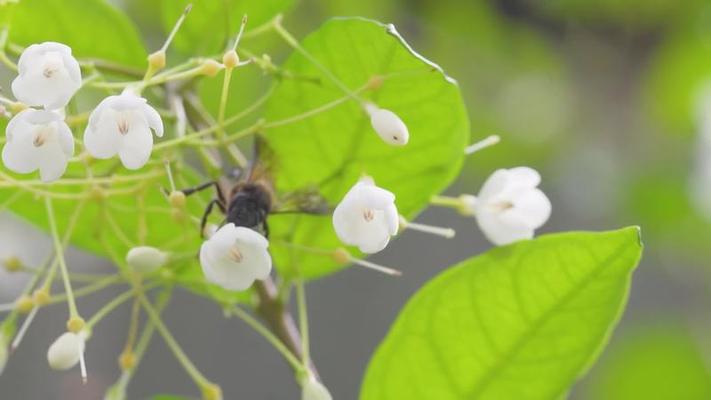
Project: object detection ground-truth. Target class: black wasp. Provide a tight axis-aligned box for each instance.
[175,140,329,238]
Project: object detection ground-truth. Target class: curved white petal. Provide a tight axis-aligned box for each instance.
[476,211,534,246]
[12,42,81,109]
[332,178,398,254]
[143,103,164,137]
[118,125,153,170]
[504,188,551,229]
[47,332,84,370]
[508,166,541,188]
[199,224,272,291]
[477,169,510,201]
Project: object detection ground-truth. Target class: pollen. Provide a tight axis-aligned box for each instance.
[117,118,130,135]
[229,246,244,263]
[363,208,375,222]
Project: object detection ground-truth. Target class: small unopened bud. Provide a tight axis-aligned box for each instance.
[168,191,186,208]
[301,375,332,400]
[2,256,23,272]
[364,103,409,146]
[118,350,136,370]
[201,382,223,400]
[89,186,107,201]
[67,316,85,333]
[222,50,239,69]
[457,194,477,216]
[33,288,51,306]
[147,50,166,71]
[47,331,85,370]
[366,75,384,90]
[331,248,350,264]
[126,246,168,274]
[9,101,27,114]
[200,59,223,77]
[15,295,34,314]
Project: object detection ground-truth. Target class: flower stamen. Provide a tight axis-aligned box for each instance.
[229,245,243,263]
[363,208,375,222]
[117,118,129,135]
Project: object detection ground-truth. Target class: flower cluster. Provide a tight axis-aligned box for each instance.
[2,42,163,182]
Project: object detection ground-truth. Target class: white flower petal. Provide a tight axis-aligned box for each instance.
[476,211,534,245]
[84,93,163,169]
[1,109,72,181]
[126,246,168,273]
[474,167,551,246]
[199,224,272,291]
[12,42,81,109]
[118,125,153,170]
[47,332,84,370]
[367,105,409,146]
[332,178,398,254]
[302,377,332,400]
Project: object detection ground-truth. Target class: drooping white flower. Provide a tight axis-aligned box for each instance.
[467,167,551,245]
[47,331,85,370]
[126,246,168,273]
[1,109,74,182]
[11,42,81,110]
[302,375,332,400]
[199,223,272,291]
[84,92,163,170]
[332,177,399,254]
[364,103,409,146]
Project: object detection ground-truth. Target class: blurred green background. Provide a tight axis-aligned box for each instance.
[2,0,711,398]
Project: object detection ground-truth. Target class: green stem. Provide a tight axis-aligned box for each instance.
[138,293,210,387]
[295,280,310,367]
[229,305,305,373]
[44,197,81,319]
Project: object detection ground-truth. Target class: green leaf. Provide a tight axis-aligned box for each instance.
[6,0,147,67]
[264,18,469,279]
[0,163,248,307]
[582,322,711,400]
[360,228,643,400]
[160,0,293,55]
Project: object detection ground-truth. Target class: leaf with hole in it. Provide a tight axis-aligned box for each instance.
[263,18,469,280]
[6,0,146,67]
[360,228,643,400]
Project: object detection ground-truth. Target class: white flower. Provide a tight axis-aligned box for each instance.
[364,103,409,146]
[199,223,272,291]
[47,331,85,370]
[2,109,74,182]
[11,42,81,110]
[332,177,399,254]
[126,246,168,273]
[468,167,551,245]
[84,92,163,170]
[302,376,332,400]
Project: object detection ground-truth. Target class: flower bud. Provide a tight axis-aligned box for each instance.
[331,248,350,264]
[118,350,136,370]
[2,256,23,272]
[33,288,51,306]
[222,50,239,69]
[15,295,34,314]
[67,316,85,333]
[200,59,223,77]
[364,103,409,146]
[169,191,186,208]
[47,331,85,370]
[147,50,166,71]
[302,376,332,400]
[201,382,222,400]
[126,246,168,274]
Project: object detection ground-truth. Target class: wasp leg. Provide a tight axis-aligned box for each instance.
[200,198,227,238]
[176,181,227,203]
